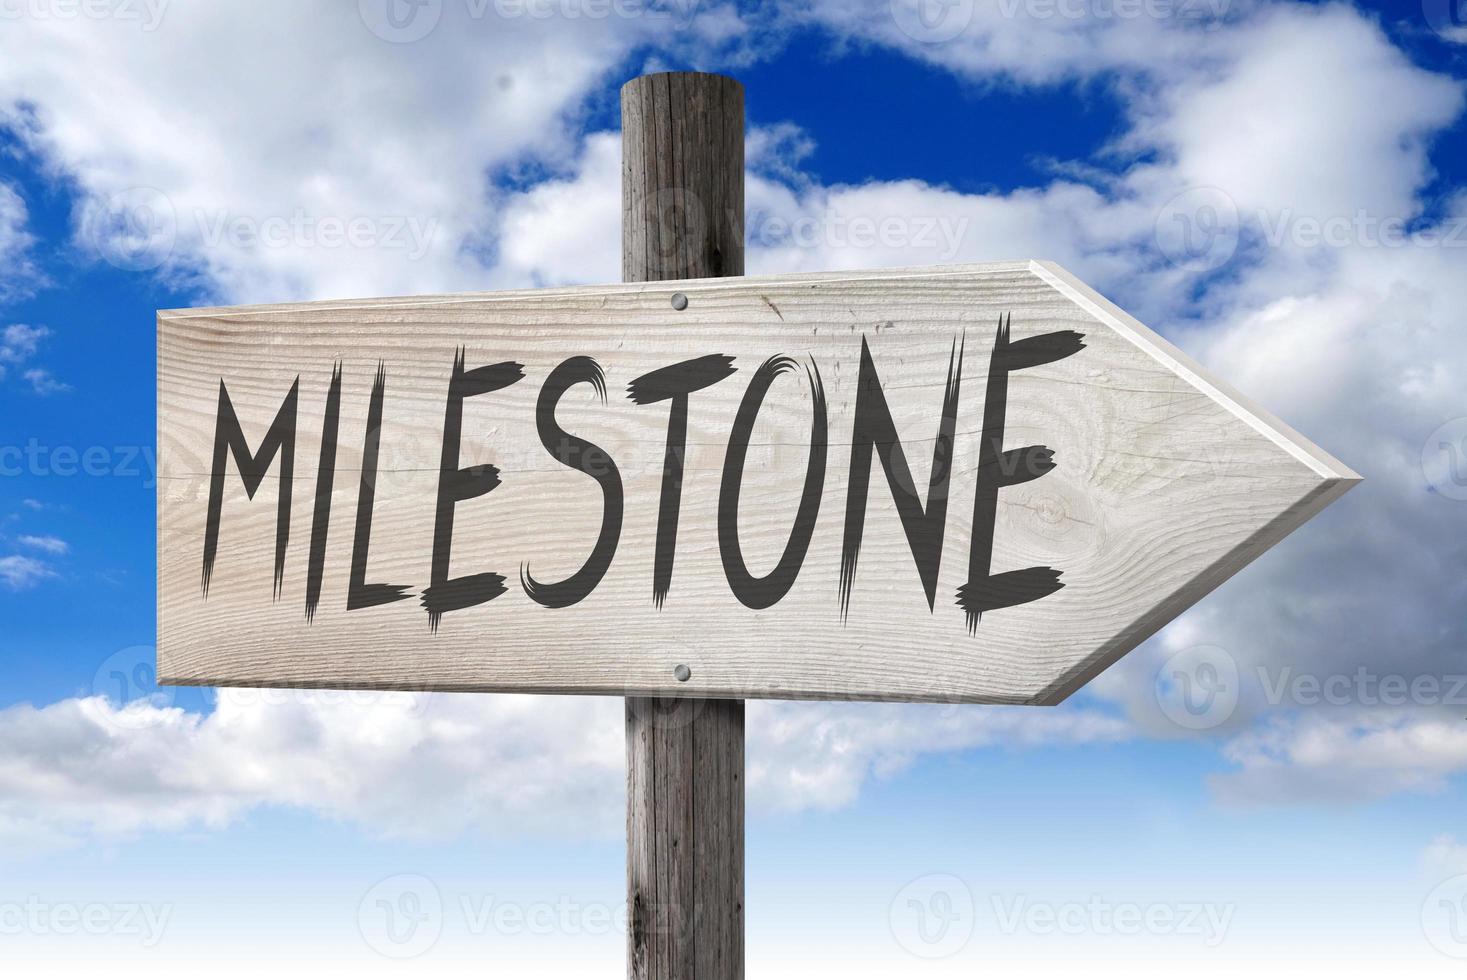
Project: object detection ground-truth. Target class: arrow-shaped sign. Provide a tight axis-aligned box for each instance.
[156,260,1357,704]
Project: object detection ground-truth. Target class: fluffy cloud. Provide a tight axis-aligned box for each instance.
[18,534,67,554]
[802,0,1231,85]
[0,1,757,304]
[0,692,622,841]
[1211,712,1467,805]
[749,700,1129,811]
[0,322,64,391]
[0,181,38,300]
[0,322,47,376]
[1424,835,1467,876]
[21,366,68,394]
[0,691,1126,850]
[458,3,1467,806]
[0,0,1464,827]
[0,553,56,590]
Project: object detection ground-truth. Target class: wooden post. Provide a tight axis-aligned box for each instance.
[622,71,745,980]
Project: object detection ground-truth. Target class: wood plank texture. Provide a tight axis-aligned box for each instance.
[155,260,1359,704]
[621,71,744,980]
[626,697,744,980]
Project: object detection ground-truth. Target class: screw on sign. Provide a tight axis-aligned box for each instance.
[154,73,1358,978]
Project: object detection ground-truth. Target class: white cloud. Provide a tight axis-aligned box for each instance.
[489,3,1467,806]
[490,132,623,287]
[1424,835,1467,876]
[1210,713,1467,805]
[0,2,757,304]
[0,0,1462,821]
[0,692,1126,851]
[0,181,39,301]
[0,323,47,376]
[749,701,1129,811]
[18,534,67,555]
[0,324,64,391]
[0,554,56,590]
[803,0,1225,85]
[22,366,68,394]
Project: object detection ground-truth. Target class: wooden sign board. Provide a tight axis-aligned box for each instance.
[156,260,1356,704]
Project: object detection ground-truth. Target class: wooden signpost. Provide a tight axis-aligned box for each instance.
[156,73,1357,978]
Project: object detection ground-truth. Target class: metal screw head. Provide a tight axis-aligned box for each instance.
[673,664,691,682]
[670,292,689,311]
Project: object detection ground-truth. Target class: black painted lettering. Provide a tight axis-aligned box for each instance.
[305,362,342,623]
[522,356,624,609]
[839,335,963,617]
[202,376,299,600]
[719,356,827,610]
[350,362,414,612]
[421,349,526,630]
[627,353,737,607]
[958,313,1086,630]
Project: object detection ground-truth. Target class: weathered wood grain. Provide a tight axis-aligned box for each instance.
[155,260,1358,704]
[621,71,746,980]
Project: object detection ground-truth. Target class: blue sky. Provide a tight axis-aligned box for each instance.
[2,0,1467,974]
